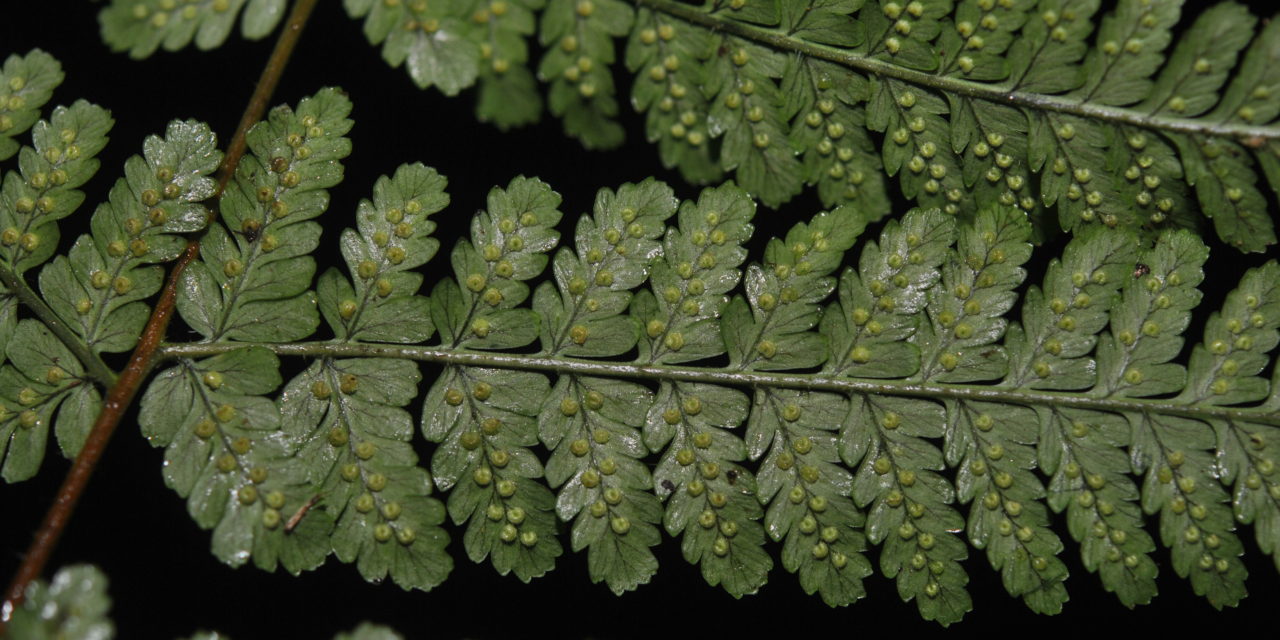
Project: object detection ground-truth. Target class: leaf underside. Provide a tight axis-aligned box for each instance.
[130,0,1269,251]
[113,147,1279,624]
[5,0,1280,626]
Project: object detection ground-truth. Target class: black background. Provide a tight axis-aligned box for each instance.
[2,1,1279,638]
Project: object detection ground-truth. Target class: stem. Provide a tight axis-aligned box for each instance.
[0,264,116,388]
[635,0,1280,143]
[158,340,1280,427]
[0,0,319,625]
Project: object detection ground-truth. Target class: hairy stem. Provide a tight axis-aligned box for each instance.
[158,340,1280,428]
[636,0,1280,143]
[0,264,116,387]
[0,0,320,625]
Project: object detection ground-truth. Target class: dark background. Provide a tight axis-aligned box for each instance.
[2,1,1279,637]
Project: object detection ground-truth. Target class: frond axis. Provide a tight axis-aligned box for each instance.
[159,341,1280,429]
[635,0,1279,144]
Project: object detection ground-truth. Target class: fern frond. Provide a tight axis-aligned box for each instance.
[0,76,1254,622]
[139,344,333,572]
[0,57,212,482]
[533,179,675,593]
[291,1,1277,249]
[0,93,113,404]
[101,0,286,58]
[40,118,220,355]
[475,0,546,129]
[3,565,113,640]
[625,9,721,183]
[177,87,350,343]
[140,89,351,571]
[294,163,452,591]
[1,113,219,483]
[344,0,486,97]
[0,50,63,162]
[2,100,113,278]
[106,2,1280,248]
[0,320,98,482]
[7,562,405,640]
[423,177,565,581]
[538,0,633,148]
[149,148,1280,619]
[637,0,1280,248]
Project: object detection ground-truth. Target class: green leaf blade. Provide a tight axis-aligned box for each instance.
[0,50,64,161]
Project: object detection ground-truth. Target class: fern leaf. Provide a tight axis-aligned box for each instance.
[2,84,226,482]
[538,0,633,149]
[41,118,218,354]
[145,89,356,572]
[952,399,1070,614]
[725,203,862,370]
[115,0,1280,250]
[1134,412,1247,608]
[625,9,722,184]
[140,345,332,572]
[2,565,113,640]
[2,100,113,276]
[141,153,1280,618]
[731,203,871,604]
[872,77,971,217]
[632,182,755,363]
[345,0,483,96]
[531,179,674,593]
[475,0,546,129]
[18,70,1266,621]
[534,178,675,357]
[285,358,452,591]
[1005,227,1134,388]
[705,35,803,207]
[423,365,562,581]
[1,90,113,416]
[431,176,561,349]
[0,50,63,162]
[178,88,352,343]
[0,320,97,482]
[1043,407,1156,607]
[647,380,772,597]
[541,375,663,594]
[422,176,565,580]
[319,163,446,344]
[287,164,452,591]
[785,58,891,221]
[751,387,873,606]
[915,204,1030,382]
[469,0,1280,245]
[100,0,285,58]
